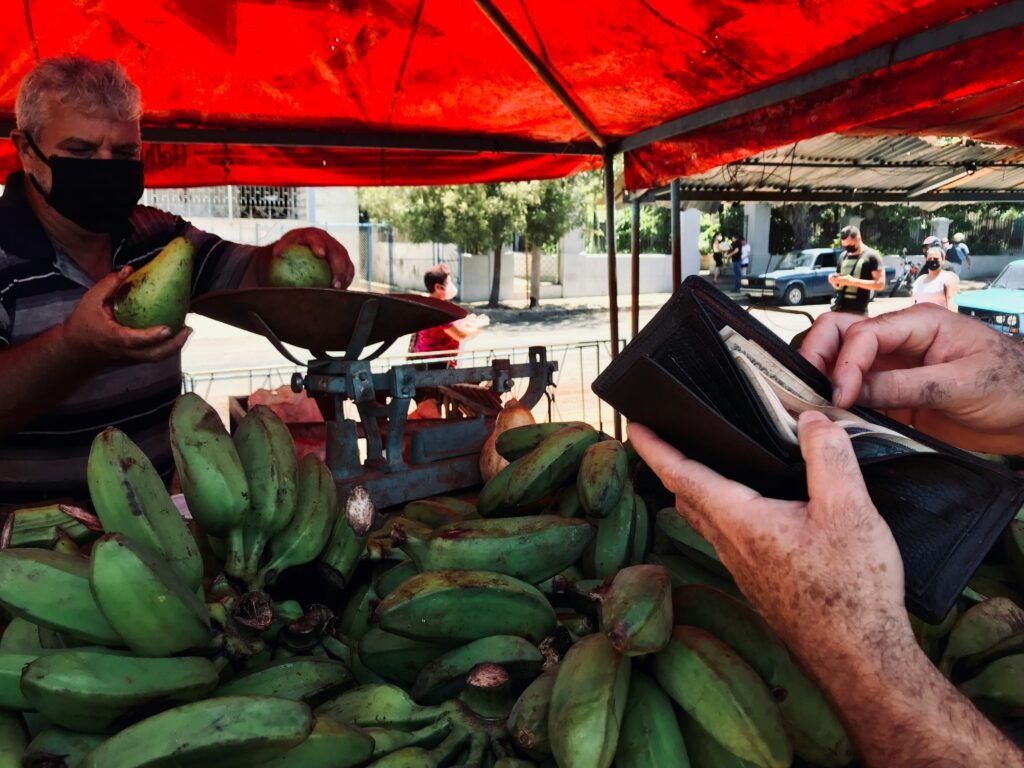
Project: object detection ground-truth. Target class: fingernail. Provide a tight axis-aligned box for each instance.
[333,280,342,289]
[159,327,172,339]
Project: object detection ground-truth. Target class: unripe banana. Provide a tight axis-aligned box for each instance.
[4,504,99,549]
[646,551,744,599]
[0,652,35,710]
[402,497,476,528]
[21,651,218,733]
[375,560,420,601]
[673,585,853,767]
[233,405,299,582]
[629,493,650,565]
[365,718,453,758]
[679,714,757,768]
[656,507,729,576]
[940,597,1024,677]
[495,422,590,462]
[614,671,690,768]
[459,663,516,719]
[596,564,672,655]
[395,515,594,584]
[24,727,105,768]
[319,486,375,589]
[252,716,375,768]
[411,635,543,705]
[358,627,448,686]
[337,582,377,644]
[169,393,249,577]
[958,653,1024,711]
[506,425,600,510]
[215,656,352,704]
[548,633,630,768]
[258,453,338,586]
[80,696,313,768]
[654,626,791,768]
[555,484,584,518]
[476,456,527,518]
[577,440,628,519]
[0,549,121,646]
[0,711,26,768]
[315,684,447,729]
[507,666,557,756]
[585,487,635,579]
[375,570,557,645]
[89,534,211,657]
[87,428,203,592]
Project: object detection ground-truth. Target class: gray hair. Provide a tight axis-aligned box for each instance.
[926,246,944,260]
[15,57,141,138]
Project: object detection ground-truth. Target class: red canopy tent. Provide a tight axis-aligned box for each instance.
[1,0,1022,413]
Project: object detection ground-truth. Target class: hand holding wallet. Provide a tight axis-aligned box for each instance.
[592,276,1024,622]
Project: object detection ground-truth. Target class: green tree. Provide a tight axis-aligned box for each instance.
[522,180,579,307]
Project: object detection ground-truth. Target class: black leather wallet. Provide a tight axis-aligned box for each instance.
[593,276,1024,622]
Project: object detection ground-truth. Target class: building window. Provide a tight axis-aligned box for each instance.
[146,186,307,220]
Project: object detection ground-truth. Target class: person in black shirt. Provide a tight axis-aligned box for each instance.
[828,226,884,315]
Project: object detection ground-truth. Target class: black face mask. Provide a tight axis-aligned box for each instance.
[843,244,859,253]
[25,133,144,233]
[926,259,941,271]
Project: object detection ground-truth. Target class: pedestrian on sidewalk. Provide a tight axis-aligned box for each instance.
[727,236,745,292]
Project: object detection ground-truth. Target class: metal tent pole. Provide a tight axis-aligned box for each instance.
[631,196,640,339]
[670,179,681,290]
[604,151,622,440]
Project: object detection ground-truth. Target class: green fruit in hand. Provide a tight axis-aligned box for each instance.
[269,244,332,288]
[113,236,193,332]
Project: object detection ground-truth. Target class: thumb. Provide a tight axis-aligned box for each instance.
[797,411,873,517]
[95,267,132,301]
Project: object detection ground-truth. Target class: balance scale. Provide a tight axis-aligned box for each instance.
[191,288,557,510]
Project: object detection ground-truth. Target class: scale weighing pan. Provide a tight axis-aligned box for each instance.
[191,288,466,359]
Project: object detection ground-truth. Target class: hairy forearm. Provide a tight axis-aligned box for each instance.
[792,616,1023,768]
[0,325,92,433]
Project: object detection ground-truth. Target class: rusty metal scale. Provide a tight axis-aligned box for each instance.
[191,288,556,509]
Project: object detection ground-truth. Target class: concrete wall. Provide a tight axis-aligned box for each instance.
[561,252,675,297]
[962,254,1022,280]
[461,252,515,303]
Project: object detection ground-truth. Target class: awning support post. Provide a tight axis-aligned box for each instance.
[631,196,640,339]
[604,151,622,440]
[671,178,681,290]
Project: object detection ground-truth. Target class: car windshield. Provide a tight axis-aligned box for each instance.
[775,251,820,270]
[991,264,1024,290]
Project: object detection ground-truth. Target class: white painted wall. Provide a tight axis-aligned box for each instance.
[561,252,674,297]
[680,208,702,278]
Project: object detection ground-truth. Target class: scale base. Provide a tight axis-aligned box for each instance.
[335,454,482,511]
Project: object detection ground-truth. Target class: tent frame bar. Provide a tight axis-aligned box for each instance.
[639,189,1024,203]
[616,0,1024,154]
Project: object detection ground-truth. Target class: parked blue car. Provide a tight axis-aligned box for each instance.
[957,259,1024,338]
[742,247,896,306]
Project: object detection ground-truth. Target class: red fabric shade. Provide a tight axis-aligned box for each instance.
[0,0,1020,187]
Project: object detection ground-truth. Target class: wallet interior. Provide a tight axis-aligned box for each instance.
[593,276,1024,621]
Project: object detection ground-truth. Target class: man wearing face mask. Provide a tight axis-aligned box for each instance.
[827,225,885,315]
[0,57,355,503]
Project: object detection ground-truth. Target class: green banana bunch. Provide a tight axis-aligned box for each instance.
[258,453,338,587]
[940,597,1024,678]
[86,428,203,592]
[505,425,600,510]
[169,392,249,577]
[654,626,791,768]
[0,652,35,710]
[365,718,453,758]
[232,405,299,583]
[253,716,375,768]
[629,494,650,566]
[81,696,313,768]
[577,440,628,518]
[476,456,527,518]
[679,715,759,768]
[375,560,420,600]
[319,485,376,589]
[614,671,690,768]
[0,549,121,646]
[584,486,635,579]
[958,653,1024,712]
[337,582,377,644]
[0,617,70,652]
[21,651,218,733]
[316,684,447,729]
[3,504,99,549]
[411,635,543,704]
[375,570,557,644]
[0,711,26,768]
[89,534,212,657]
[646,551,744,599]
[596,564,672,655]
[673,585,853,767]
[495,422,589,462]
[358,627,448,686]
[402,497,476,528]
[548,633,630,768]
[24,727,106,768]
[507,666,557,756]
[215,656,352,704]
[395,515,594,584]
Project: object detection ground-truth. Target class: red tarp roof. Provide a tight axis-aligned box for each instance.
[0,0,1021,188]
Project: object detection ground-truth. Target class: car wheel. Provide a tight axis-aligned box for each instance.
[783,284,805,306]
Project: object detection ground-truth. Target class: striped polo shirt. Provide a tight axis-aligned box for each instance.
[0,171,258,504]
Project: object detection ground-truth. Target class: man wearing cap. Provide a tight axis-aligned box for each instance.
[945,233,971,277]
[827,225,885,315]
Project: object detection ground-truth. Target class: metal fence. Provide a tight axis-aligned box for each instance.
[182,339,620,432]
[513,250,561,284]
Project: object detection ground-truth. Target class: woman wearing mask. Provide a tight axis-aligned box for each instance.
[912,246,958,310]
